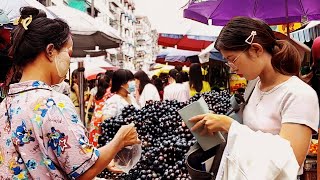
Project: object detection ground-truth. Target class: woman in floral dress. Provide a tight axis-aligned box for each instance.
[0,7,139,179]
[89,74,113,147]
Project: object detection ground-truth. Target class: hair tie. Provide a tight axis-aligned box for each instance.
[13,15,33,30]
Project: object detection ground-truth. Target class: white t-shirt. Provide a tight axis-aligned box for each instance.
[243,76,319,135]
[90,87,97,96]
[138,83,160,107]
[102,94,140,119]
[163,82,190,102]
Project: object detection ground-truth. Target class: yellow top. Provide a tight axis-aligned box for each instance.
[189,81,211,97]
[70,89,90,107]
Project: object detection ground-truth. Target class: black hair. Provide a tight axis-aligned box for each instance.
[105,70,114,80]
[71,69,79,93]
[8,6,70,67]
[96,73,104,80]
[111,69,134,93]
[189,63,203,92]
[215,16,301,76]
[95,74,110,100]
[169,69,184,83]
[153,77,164,92]
[182,72,189,82]
[152,75,158,81]
[175,65,183,72]
[134,70,152,95]
[71,69,78,80]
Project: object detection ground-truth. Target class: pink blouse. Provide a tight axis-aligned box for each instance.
[0,81,99,179]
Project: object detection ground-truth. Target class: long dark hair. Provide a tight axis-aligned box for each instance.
[154,77,163,92]
[95,74,110,100]
[9,6,70,68]
[134,70,152,95]
[71,69,78,93]
[111,69,134,93]
[189,63,203,92]
[215,16,301,76]
[169,69,184,83]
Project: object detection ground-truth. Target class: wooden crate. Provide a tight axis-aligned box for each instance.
[302,157,317,180]
[302,170,317,180]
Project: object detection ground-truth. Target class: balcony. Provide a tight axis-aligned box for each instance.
[110,20,119,30]
[110,0,121,7]
[109,3,118,14]
[136,46,147,52]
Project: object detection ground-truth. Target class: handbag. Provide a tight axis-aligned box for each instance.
[185,79,258,180]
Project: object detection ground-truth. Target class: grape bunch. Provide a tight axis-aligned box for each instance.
[97,90,231,179]
[189,90,231,115]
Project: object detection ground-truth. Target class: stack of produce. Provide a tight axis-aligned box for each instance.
[97,90,231,179]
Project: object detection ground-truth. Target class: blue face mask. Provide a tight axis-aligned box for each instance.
[127,81,136,94]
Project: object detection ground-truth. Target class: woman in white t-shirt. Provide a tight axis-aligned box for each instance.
[190,17,319,176]
[133,70,160,107]
[163,69,190,102]
[102,69,139,119]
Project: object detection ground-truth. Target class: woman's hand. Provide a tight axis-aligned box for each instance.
[189,113,234,135]
[106,159,123,173]
[114,123,141,149]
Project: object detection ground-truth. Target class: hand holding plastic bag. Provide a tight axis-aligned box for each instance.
[113,123,142,173]
[114,143,142,173]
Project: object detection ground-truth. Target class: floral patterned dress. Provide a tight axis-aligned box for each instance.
[88,89,113,147]
[0,81,99,179]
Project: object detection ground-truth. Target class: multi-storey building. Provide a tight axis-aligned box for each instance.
[107,0,136,70]
[135,16,159,72]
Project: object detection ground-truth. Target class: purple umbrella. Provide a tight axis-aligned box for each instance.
[184,0,320,27]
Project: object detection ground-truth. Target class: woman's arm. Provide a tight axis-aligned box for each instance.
[86,94,94,114]
[77,138,121,180]
[78,124,140,180]
[190,114,313,166]
[279,123,312,166]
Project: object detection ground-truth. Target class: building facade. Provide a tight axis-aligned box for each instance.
[108,0,136,70]
[135,16,159,72]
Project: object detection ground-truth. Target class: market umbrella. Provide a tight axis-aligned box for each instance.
[156,48,200,66]
[184,0,320,29]
[158,20,223,51]
[150,64,207,76]
[70,62,106,81]
[47,4,122,57]
[70,56,119,80]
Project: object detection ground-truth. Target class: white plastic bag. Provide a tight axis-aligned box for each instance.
[114,143,142,173]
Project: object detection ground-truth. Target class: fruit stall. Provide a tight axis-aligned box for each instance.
[97,91,231,179]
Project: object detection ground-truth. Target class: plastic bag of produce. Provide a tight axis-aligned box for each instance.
[114,143,142,173]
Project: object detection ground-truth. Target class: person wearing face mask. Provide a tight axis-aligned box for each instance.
[133,70,160,107]
[102,69,140,120]
[0,7,140,179]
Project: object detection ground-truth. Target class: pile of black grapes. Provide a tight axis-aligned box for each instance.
[97,90,231,179]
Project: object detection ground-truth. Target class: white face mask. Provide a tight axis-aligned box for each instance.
[55,48,70,78]
[121,81,136,94]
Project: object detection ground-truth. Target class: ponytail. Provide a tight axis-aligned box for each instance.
[175,72,184,83]
[169,69,183,83]
[271,40,301,76]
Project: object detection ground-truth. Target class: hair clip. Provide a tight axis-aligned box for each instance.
[245,31,257,45]
[13,15,32,30]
